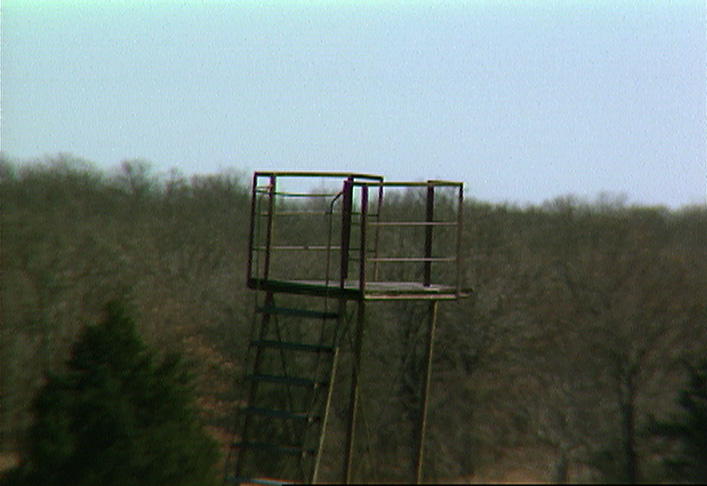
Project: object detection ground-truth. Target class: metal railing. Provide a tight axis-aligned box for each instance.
[349,180,464,296]
[247,172,464,297]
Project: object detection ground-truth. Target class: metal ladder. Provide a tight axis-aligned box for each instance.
[224,177,349,485]
[224,291,347,485]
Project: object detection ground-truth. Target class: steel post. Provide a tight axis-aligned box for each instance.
[415,299,438,483]
[344,300,366,483]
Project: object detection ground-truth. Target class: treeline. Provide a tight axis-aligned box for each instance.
[1,154,706,483]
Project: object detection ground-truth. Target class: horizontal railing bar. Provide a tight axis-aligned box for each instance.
[255,245,340,251]
[255,211,381,217]
[367,257,457,262]
[276,192,341,198]
[254,246,374,252]
[255,171,383,180]
[254,246,313,252]
[351,181,463,188]
[427,179,465,184]
[255,190,340,198]
[258,211,328,216]
[368,221,458,227]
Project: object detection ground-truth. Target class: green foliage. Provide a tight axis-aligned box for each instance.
[651,359,707,483]
[3,301,219,486]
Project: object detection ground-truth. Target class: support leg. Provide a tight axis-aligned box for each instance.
[343,300,366,483]
[415,300,438,484]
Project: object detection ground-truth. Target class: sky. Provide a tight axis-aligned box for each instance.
[2,0,705,208]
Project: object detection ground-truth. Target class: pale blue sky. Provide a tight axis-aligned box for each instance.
[2,1,705,207]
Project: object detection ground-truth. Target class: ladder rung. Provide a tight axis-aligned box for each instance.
[232,441,315,456]
[227,477,296,486]
[226,476,296,485]
[257,305,339,320]
[246,374,327,388]
[243,406,319,422]
[252,340,334,353]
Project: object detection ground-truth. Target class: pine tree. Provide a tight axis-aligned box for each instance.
[651,358,707,483]
[3,301,219,486]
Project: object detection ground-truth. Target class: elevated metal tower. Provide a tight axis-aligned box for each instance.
[224,172,470,485]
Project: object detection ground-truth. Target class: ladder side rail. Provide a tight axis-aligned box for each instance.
[234,292,276,480]
[310,346,340,484]
[227,177,268,485]
[343,300,366,483]
[310,189,347,482]
[271,312,301,447]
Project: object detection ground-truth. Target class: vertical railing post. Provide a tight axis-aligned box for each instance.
[372,181,384,281]
[359,184,368,293]
[246,172,259,283]
[456,184,464,297]
[263,175,276,281]
[423,182,435,287]
[344,181,367,484]
[340,177,354,287]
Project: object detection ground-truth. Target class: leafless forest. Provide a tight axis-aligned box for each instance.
[2,154,706,483]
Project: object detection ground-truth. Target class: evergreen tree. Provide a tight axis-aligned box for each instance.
[651,358,707,483]
[3,301,219,486]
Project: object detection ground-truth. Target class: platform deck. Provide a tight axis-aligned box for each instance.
[247,278,471,301]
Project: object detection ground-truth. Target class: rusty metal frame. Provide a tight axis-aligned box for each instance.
[348,179,465,299]
[240,172,470,485]
[247,172,385,290]
[247,174,467,300]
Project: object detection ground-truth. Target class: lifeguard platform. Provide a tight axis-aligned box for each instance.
[224,172,470,485]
